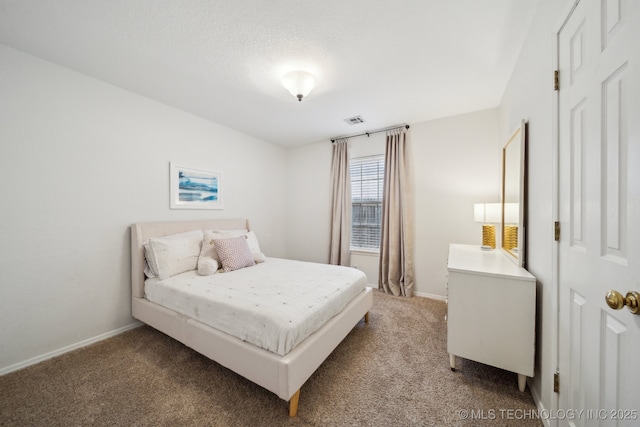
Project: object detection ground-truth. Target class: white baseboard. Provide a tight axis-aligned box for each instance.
[528,380,551,427]
[413,291,447,301]
[371,287,446,302]
[0,321,143,376]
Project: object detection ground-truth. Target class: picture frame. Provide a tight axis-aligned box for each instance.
[170,162,223,210]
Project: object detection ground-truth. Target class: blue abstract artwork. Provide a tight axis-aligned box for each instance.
[170,163,223,209]
[178,170,218,202]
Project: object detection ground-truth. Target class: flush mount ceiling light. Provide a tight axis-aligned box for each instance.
[281,71,317,102]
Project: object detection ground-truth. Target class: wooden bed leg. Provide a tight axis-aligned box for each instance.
[364,311,370,324]
[289,389,300,417]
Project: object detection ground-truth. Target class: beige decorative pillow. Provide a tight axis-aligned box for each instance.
[212,229,266,263]
[204,230,267,262]
[213,236,256,272]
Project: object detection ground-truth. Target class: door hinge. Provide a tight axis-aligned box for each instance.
[554,221,560,241]
[554,372,559,393]
[554,70,560,91]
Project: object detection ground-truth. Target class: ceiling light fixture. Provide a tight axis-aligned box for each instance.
[281,71,317,102]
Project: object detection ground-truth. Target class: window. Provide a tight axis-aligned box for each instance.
[350,154,384,250]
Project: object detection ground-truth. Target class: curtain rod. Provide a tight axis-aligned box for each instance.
[330,124,410,143]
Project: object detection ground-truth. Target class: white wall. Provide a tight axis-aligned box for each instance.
[0,45,287,372]
[285,108,501,296]
[412,109,501,298]
[284,140,332,264]
[498,0,574,417]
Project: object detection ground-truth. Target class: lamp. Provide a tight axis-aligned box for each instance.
[474,203,501,249]
[503,203,519,251]
[281,71,317,102]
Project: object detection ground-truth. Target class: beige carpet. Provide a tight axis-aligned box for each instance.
[0,290,542,426]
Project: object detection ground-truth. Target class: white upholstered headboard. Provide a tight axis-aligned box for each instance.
[130,219,250,299]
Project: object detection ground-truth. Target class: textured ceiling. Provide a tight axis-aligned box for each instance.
[0,0,539,147]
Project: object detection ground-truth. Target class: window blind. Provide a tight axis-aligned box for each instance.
[350,154,384,250]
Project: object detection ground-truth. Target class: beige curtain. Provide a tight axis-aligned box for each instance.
[329,138,351,266]
[379,128,415,296]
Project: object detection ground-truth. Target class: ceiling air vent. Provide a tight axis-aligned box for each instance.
[344,115,365,125]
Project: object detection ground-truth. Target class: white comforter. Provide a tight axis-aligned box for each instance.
[144,258,368,355]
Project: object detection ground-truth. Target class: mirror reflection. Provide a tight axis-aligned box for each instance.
[502,122,525,266]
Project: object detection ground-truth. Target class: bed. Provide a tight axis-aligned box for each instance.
[131,219,373,416]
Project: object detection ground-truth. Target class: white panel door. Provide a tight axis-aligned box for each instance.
[558,0,640,426]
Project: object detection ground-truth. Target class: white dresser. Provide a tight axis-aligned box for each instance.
[447,244,536,392]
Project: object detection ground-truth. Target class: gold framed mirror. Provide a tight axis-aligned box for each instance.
[501,120,527,267]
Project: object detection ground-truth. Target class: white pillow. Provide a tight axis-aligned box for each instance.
[244,231,266,263]
[145,230,203,279]
[142,241,157,278]
[197,258,219,276]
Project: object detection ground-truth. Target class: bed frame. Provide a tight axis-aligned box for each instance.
[131,219,372,416]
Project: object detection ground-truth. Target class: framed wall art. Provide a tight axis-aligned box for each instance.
[170,162,222,210]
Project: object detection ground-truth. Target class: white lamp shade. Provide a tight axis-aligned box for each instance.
[504,202,519,224]
[474,203,501,223]
[282,71,316,101]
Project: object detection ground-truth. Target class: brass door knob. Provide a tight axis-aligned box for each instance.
[605,290,640,314]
